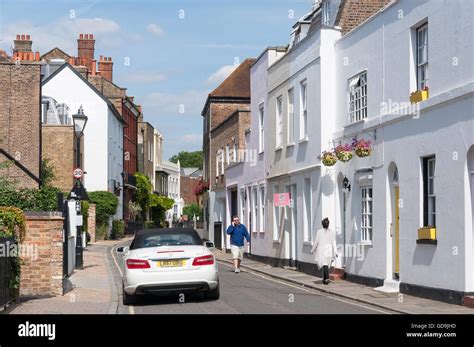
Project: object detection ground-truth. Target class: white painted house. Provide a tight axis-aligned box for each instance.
[42,62,124,219]
[265,3,341,269]
[158,160,183,225]
[330,0,474,305]
[259,0,473,305]
[225,47,286,258]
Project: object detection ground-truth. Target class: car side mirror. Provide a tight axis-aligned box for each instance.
[116,246,129,254]
[205,241,215,248]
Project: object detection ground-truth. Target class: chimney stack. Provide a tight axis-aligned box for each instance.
[98,56,113,82]
[91,59,97,76]
[13,34,33,53]
[77,33,95,72]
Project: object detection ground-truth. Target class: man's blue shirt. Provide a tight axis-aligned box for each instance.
[226,224,250,247]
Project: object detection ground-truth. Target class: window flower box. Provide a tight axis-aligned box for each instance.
[410,87,429,104]
[417,226,436,240]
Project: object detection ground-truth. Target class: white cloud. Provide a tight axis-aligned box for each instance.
[142,90,208,116]
[205,64,238,86]
[0,17,135,54]
[147,23,165,38]
[119,70,167,84]
[180,133,202,145]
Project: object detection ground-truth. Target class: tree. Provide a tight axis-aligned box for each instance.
[183,203,202,220]
[134,173,153,221]
[40,159,56,187]
[169,151,203,169]
[150,195,174,227]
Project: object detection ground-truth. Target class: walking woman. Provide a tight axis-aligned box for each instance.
[311,217,338,285]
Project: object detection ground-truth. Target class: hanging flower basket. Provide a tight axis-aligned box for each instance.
[335,144,353,163]
[194,180,210,195]
[353,139,372,158]
[318,150,338,167]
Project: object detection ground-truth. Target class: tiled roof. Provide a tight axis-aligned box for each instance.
[209,58,256,98]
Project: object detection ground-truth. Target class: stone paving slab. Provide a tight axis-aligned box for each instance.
[214,251,474,314]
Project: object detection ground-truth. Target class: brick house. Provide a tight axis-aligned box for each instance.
[0,35,42,189]
[180,167,203,206]
[122,97,140,221]
[201,58,254,245]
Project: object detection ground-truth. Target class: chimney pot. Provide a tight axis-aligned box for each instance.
[35,51,40,61]
[90,34,94,39]
[80,34,84,39]
[21,35,25,40]
[16,34,20,40]
[26,35,30,40]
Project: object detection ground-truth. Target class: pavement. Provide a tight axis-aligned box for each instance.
[214,250,474,314]
[7,239,123,315]
[6,237,473,314]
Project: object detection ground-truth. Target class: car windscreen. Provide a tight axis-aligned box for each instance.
[131,231,203,249]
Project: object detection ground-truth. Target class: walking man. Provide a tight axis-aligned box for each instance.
[226,216,250,273]
[311,217,338,285]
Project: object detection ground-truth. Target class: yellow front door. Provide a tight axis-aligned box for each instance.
[395,186,400,275]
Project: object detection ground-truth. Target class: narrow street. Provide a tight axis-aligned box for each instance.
[110,240,391,314]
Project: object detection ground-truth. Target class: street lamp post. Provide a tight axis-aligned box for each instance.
[72,106,88,269]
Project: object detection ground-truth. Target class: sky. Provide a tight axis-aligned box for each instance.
[0,0,313,160]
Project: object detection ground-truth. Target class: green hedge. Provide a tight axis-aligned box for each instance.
[88,191,118,227]
[111,219,125,239]
[0,184,60,212]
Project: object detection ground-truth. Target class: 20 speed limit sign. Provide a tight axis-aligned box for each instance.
[73,168,83,179]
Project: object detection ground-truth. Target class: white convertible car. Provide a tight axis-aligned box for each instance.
[117,228,219,305]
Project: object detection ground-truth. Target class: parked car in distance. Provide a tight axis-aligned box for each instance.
[116,228,219,305]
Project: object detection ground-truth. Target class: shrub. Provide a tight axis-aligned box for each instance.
[144,221,155,229]
[96,224,108,240]
[111,219,125,239]
[88,191,118,227]
[183,203,202,220]
[0,183,60,212]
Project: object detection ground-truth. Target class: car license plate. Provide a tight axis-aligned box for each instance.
[156,260,185,268]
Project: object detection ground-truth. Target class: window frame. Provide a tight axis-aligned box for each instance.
[287,87,295,145]
[300,80,308,140]
[303,177,312,242]
[416,23,429,91]
[422,156,436,227]
[348,71,368,123]
[360,185,373,242]
[276,96,283,148]
[259,103,265,154]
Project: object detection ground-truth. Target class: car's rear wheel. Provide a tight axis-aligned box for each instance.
[122,284,138,305]
[205,283,220,300]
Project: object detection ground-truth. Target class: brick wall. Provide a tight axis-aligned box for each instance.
[210,108,250,191]
[181,176,201,205]
[20,212,64,297]
[0,62,41,188]
[41,48,70,63]
[203,101,250,186]
[87,204,96,243]
[336,0,391,35]
[41,125,75,191]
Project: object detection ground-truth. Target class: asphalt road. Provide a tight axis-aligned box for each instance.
[110,242,392,314]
